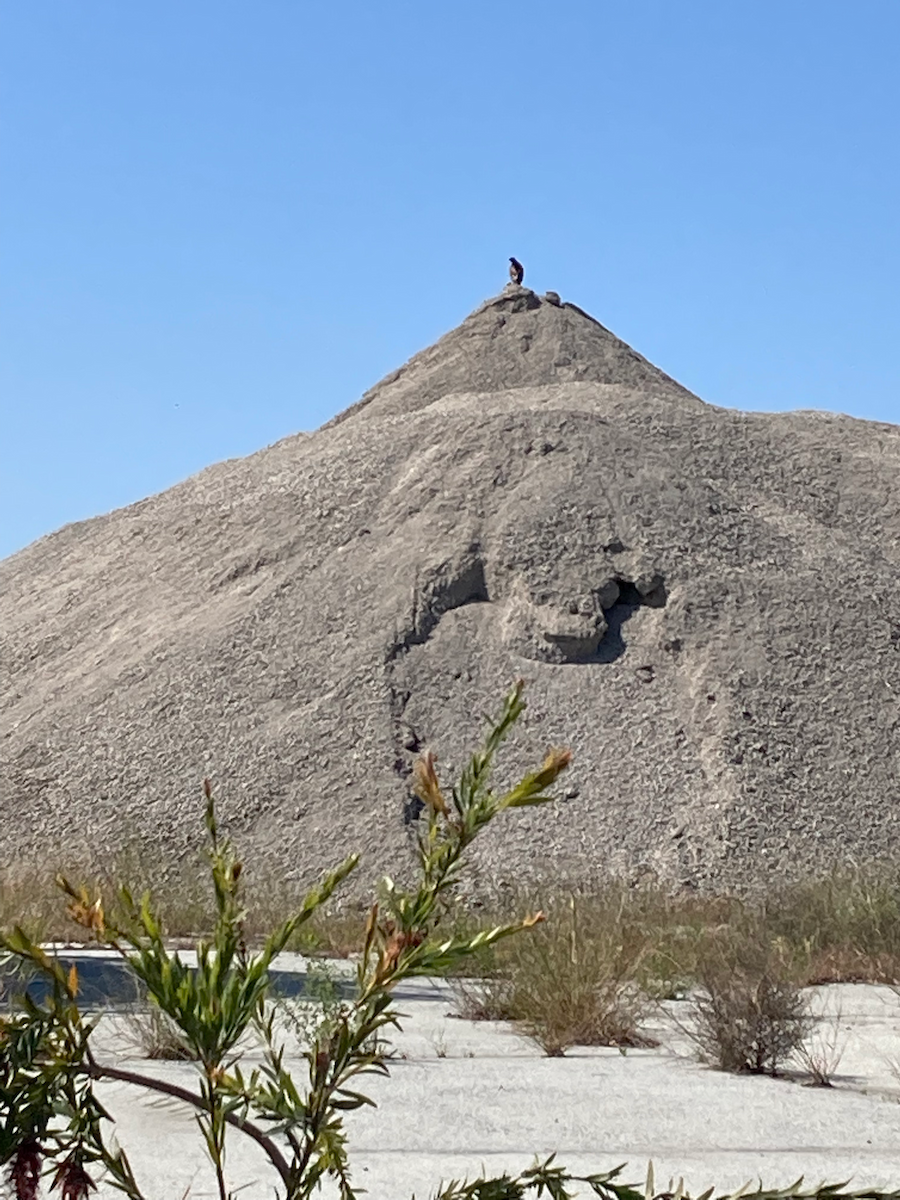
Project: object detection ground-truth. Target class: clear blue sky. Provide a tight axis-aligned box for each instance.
[2,1,899,559]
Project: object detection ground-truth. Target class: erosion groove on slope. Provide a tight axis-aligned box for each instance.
[386,554,490,663]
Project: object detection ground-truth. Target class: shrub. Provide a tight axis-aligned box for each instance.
[451,889,657,1052]
[686,923,813,1075]
[274,960,388,1059]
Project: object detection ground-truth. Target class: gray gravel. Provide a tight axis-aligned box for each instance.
[3,285,900,897]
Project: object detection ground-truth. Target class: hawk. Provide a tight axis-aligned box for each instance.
[508,257,524,285]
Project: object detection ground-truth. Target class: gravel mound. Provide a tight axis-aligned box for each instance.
[3,285,900,896]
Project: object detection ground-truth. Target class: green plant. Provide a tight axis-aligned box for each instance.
[0,683,579,1200]
[275,960,378,1060]
[277,965,398,1082]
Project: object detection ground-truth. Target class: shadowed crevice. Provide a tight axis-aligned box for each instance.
[593,577,668,664]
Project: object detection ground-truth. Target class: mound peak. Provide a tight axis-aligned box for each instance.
[327,285,702,427]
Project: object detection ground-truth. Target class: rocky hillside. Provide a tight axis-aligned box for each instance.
[3,285,900,896]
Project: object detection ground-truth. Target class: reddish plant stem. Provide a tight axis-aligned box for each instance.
[83,1059,293,1191]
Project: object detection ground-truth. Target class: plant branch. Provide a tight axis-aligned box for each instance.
[83,1059,293,1190]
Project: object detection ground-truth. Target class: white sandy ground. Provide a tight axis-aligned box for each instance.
[67,965,900,1200]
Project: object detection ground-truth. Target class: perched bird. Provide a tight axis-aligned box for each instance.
[508,257,524,285]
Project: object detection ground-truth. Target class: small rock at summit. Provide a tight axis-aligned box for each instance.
[2,285,900,899]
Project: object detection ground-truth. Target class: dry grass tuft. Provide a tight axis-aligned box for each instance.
[451,893,655,1055]
[114,1004,199,1061]
[763,866,900,985]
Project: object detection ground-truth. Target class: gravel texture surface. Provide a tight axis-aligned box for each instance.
[2,285,900,895]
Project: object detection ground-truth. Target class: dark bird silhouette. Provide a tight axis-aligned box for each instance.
[508,257,524,285]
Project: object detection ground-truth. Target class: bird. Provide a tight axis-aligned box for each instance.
[508,257,524,285]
